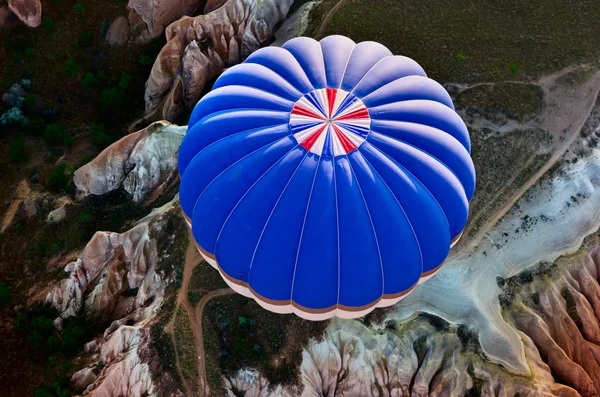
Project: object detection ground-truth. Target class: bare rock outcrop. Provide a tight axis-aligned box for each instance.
[140,0,293,125]
[128,0,206,38]
[504,241,600,397]
[44,196,180,319]
[7,0,41,27]
[73,121,186,204]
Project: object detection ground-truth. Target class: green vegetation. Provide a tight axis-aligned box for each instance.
[317,0,600,82]
[62,59,80,77]
[0,282,11,304]
[78,212,93,224]
[203,294,328,391]
[77,32,94,48]
[40,18,57,33]
[47,163,71,192]
[73,3,85,14]
[90,122,112,148]
[8,137,27,162]
[81,72,98,91]
[43,124,67,146]
[455,82,545,122]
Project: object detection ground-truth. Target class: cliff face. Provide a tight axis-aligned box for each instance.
[41,196,185,396]
[505,243,600,397]
[140,0,293,125]
[74,121,186,204]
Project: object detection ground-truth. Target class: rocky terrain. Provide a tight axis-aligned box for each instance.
[140,0,293,126]
[3,1,600,396]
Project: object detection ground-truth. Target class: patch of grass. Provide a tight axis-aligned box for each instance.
[8,137,27,162]
[318,0,600,82]
[0,282,11,304]
[455,82,545,122]
[62,59,80,77]
[46,163,71,193]
[203,295,328,391]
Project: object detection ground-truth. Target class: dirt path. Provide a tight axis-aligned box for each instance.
[195,287,234,396]
[451,67,600,262]
[314,0,346,39]
[166,228,233,396]
[164,229,200,396]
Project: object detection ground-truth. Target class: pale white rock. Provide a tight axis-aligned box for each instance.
[106,16,130,46]
[73,121,186,203]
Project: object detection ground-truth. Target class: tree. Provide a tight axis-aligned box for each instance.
[0,282,11,304]
[44,124,66,146]
[63,59,80,77]
[81,73,98,91]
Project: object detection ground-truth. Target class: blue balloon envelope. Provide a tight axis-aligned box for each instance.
[179,35,475,320]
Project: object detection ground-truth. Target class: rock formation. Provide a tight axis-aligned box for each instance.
[139,0,293,126]
[128,0,206,38]
[41,196,184,396]
[6,0,41,27]
[43,196,180,319]
[73,121,186,204]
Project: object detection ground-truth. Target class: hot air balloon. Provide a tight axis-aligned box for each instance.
[178,35,475,320]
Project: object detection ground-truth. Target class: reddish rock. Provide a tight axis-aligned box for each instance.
[7,0,41,27]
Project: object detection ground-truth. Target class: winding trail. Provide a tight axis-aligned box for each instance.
[314,0,346,39]
[195,288,234,396]
[167,228,233,396]
[450,67,600,262]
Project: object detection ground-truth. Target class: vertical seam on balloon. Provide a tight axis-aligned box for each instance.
[344,153,385,305]
[213,144,301,278]
[279,46,317,93]
[332,155,341,317]
[349,57,388,97]
[246,49,314,95]
[283,37,327,89]
[337,43,357,89]
[367,138,453,268]
[369,130,467,234]
[185,132,290,217]
[370,121,472,200]
[359,149,424,286]
[246,150,310,281]
[290,155,322,306]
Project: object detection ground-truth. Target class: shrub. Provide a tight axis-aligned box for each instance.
[8,137,26,162]
[117,73,132,91]
[78,32,93,47]
[14,222,23,232]
[26,117,45,135]
[44,124,66,145]
[99,87,124,111]
[47,163,70,192]
[138,55,152,66]
[46,335,61,350]
[79,212,93,224]
[455,52,465,61]
[508,63,519,74]
[24,47,34,57]
[0,282,11,304]
[0,107,27,125]
[73,3,84,13]
[63,134,74,146]
[81,73,98,91]
[41,18,56,33]
[91,123,111,147]
[63,59,80,76]
[61,321,86,352]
